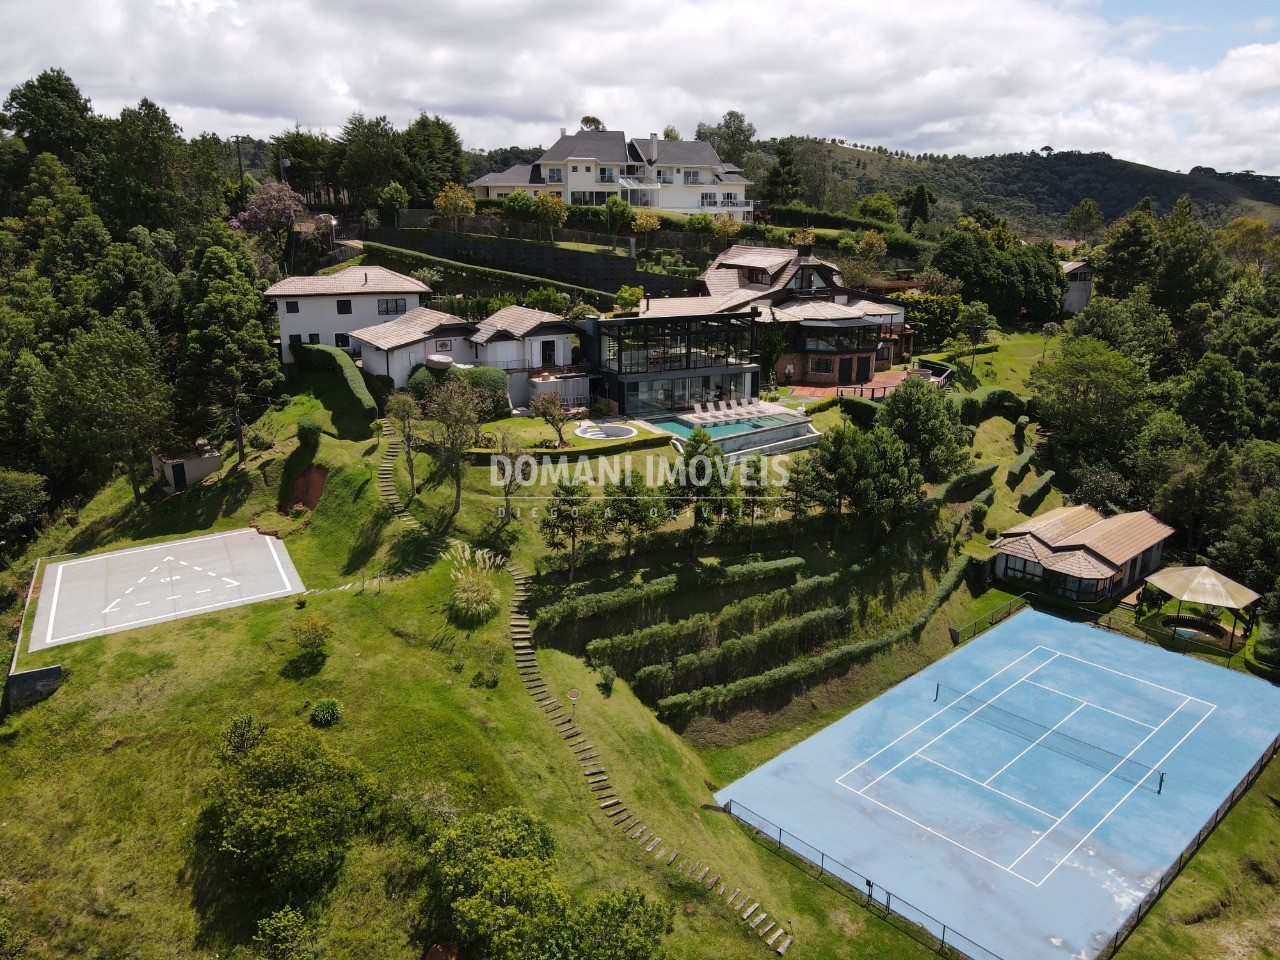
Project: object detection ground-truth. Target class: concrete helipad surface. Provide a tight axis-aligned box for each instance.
[28,529,305,652]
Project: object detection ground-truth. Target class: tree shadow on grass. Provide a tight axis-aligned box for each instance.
[185,809,278,949]
[281,648,328,680]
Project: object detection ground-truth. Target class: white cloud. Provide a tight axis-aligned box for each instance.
[1,0,1278,173]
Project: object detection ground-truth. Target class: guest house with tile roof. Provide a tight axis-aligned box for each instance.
[264,265,430,364]
[469,128,753,221]
[993,505,1174,603]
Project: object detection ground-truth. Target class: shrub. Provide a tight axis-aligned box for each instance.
[360,369,395,413]
[463,366,512,422]
[0,467,48,541]
[291,342,378,429]
[951,386,1025,425]
[598,665,617,697]
[199,728,373,898]
[295,414,323,448]
[1018,470,1056,512]
[839,395,881,427]
[1008,445,1036,484]
[447,542,504,626]
[295,613,333,652]
[970,502,989,531]
[1014,415,1031,450]
[409,363,462,403]
[253,907,315,960]
[310,698,343,728]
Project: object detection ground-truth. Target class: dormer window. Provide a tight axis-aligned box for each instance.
[746,267,769,285]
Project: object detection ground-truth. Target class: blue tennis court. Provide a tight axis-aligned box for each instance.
[715,609,1280,960]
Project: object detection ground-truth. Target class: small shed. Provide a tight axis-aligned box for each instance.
[152,440,222,493]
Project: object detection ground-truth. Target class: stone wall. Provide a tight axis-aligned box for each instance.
[6,664,63,711]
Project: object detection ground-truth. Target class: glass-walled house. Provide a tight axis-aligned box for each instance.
[580,310,760,417]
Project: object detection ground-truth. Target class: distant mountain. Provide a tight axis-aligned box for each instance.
[814,143,1280,237]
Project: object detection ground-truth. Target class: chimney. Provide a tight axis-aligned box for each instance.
[560,126,566,138]
[649,132,658,163]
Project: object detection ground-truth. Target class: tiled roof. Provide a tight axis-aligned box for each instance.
[347,307,470,351]
[1040,549,1119,580]
[265,265,429,298]
[472,304,566,343]
[468,164,545,187]
[538,130,631,164]
[627,137,722,167]
[1055,511,1175,566]
[1003,505,1103,543]
[714,245,798,271]
[636,294,749,317]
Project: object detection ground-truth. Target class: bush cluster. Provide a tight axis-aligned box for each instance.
[463,365,512,422]
[1007,445,1036,484]
[310,698,343,727]
[295,414,323,448]
[951,386,1025,425]
[291,343,378,427]
[537,557,804,626]
[1018,470,1056,512]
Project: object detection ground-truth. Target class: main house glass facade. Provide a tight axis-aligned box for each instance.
[584,314,760,416]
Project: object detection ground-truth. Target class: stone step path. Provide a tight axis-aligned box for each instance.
[503,559,792,955]
[371,420,444,576]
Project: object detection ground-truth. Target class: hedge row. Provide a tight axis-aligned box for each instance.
[656,554,974,718]
[950,386,1026,425]
[360,369,394,414]
[798,394,879,427]
[765,204,934,259]
[1018,470,1056,512]
[1014,415,1031,450]
[586,569,848,676]
[537,556,804,626]
[930,462,999,503]
[1007,445,1036,484]
[637,604,852,701]
[363,242,615,309]
[291,342,378,427]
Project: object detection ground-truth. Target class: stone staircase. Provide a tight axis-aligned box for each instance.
[374,420,444,577]
[504,561,792,956]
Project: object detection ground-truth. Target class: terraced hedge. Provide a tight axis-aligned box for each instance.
[1018,470,1056,512]
[656,554,974,718]
[536,556,805,627]
[930,462,998,503]
[1007,445,1036,484]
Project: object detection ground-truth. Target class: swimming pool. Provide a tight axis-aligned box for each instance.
[650,413,802,440]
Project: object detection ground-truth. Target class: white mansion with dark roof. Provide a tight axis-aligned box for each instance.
[468,129,753,221]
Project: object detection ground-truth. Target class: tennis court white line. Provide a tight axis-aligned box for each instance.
[1047,647,1214,708]
[914,754,1059,819]
[985,702,1087,786]
[847,784,1040,884]
[1023,680,1156,729]
[1032,701,1217,887]
[1008,695,1191,872]
[858,655,1061,795]
[47,587,296,645]
[43,564,65,648]
[838,646,1047,782]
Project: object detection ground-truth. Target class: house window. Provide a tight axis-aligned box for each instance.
[378,298,407,315]
[571,165,578,172]
[288,334,302,344]
[548,168,563,183]
[336,299,352,315]
[684,170,700,185]
[584,166,591,172]
[722,192,736,204]
[701,192,717,206]
[285,300,299,314]
[334,333,351,348]
[1004,555,1043,582]
[308,333,320,344]
[810,357,835,374]
[746,267,769,285]
[599,166,613,182]
[436,340,453,351]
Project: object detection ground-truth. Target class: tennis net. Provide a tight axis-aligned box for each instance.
[934,683,1166,795]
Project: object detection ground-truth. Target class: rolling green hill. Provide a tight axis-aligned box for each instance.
[806,142,1280,236]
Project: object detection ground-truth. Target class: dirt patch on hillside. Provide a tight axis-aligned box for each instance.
[285,464,329,512]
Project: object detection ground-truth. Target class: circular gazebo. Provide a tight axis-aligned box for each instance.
[1144,565,1262,649]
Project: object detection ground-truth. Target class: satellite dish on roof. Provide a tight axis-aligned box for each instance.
[425,354,454,370]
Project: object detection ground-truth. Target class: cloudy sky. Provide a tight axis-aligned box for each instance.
[3,0,1279,173]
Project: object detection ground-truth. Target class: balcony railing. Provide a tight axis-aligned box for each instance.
[701,198,752,208]
[597,175,616,183]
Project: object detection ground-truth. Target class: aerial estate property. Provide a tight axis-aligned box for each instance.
[2,50,1280,960]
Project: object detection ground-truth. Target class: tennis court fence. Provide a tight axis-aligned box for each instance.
[723,799,1011,960]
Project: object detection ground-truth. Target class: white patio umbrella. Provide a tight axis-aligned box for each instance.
[1145,565,1262,646]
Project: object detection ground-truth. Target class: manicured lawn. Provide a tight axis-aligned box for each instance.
[922,329,1059,395]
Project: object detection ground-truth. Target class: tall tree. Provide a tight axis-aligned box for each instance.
[34,320,172,503]
[897,184,936,230]
[763,139,802,205]
[600,470,662,565]
[402,113,466,206]
[337,113,408,209]
[2,69,95,175]
[230,181,307,261]
[875,376,970,481]
[1066,198,1105,241]
[97,98,188,232]
[694,110,755,166]
[739,453,776,551]
[1095,203,1161,299]
[1028,336,1148,455]
[579,116,605,132]
[661,125,681,141]
[180,244,282,466]
[1153,195,1228,319]
[425,377,480,517]
[540,478,598,582]
[664,427,739,557]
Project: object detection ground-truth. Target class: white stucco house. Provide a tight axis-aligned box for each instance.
[264,265,430,364]
[469,129,753,221]
[347,304,586,405]
[1059,260,1096,315]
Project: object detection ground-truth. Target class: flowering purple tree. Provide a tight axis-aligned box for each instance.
[230,181,307,260]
